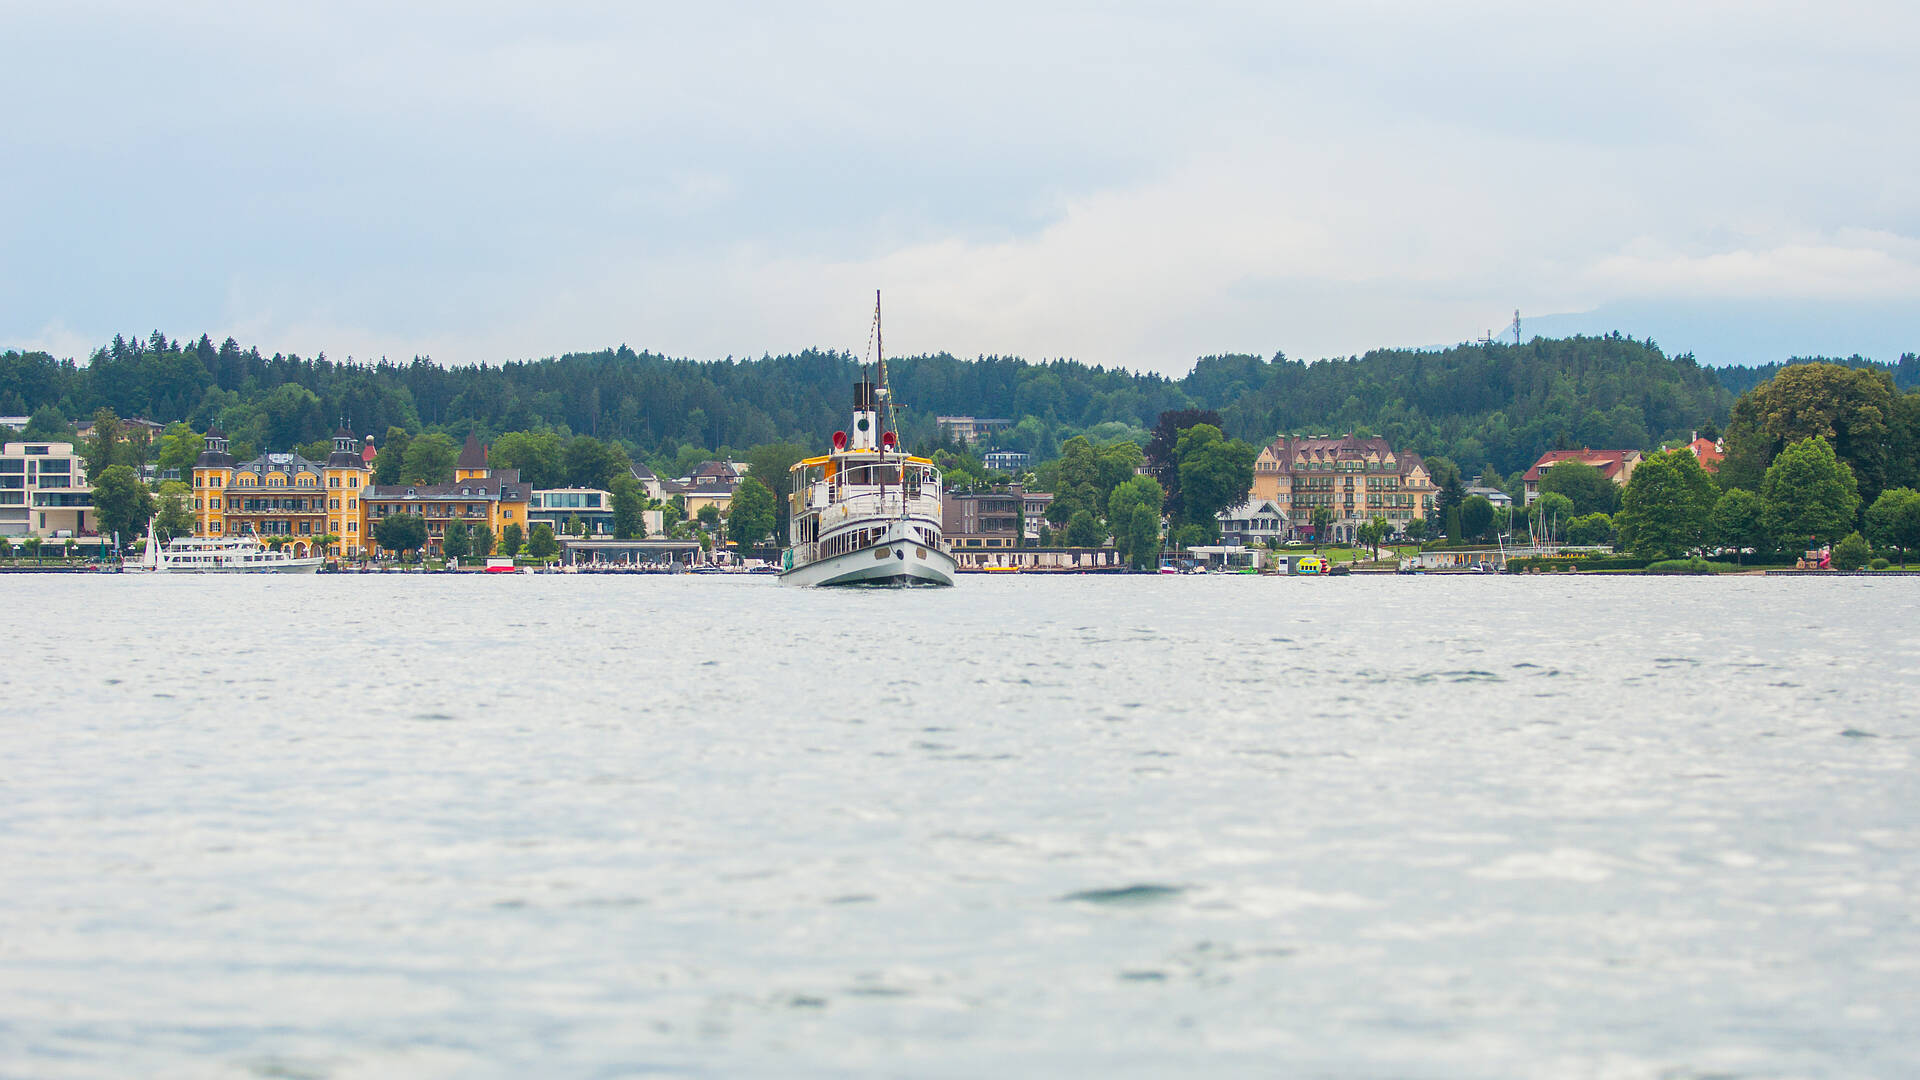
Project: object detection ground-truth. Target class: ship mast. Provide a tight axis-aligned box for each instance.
[874,289,900,444]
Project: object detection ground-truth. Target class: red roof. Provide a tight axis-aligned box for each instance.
[1687,437,1724,472]
[1522,449,1638,482]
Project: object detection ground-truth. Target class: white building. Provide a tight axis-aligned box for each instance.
[982,449,1031,472]
[1,441,93,538]
[935,416,1012,444]
[1217,498,1289,546]
[530,487,664,537]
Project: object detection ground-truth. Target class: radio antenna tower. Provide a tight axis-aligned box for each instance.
[1512,309,1522,346]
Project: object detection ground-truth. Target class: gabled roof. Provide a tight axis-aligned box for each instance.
[1260,434,1425,478]
[1220,498,1284,518]
[1687,437,1725,471]
[364,468,527,501]
[1522,449,1642,482]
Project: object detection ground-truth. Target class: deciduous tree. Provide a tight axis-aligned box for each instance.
[526,522,558,561]
[1760,436,1859,551]
[374,427,412,485]
[500,522,523,557]
[442,519,471,561]
[155,422,201,479]
[1721,363,1900,503]
[154,480,194,543]
[1128,505,1161,569]
[374,512,427,557]
[490,431,566,489]
[1615,450,1717,559]
[1310,506,1334,550]
[1356,515,1390,559]
[1173,424,1255,543]
[1065,508,1105,548]
[1709,488,1767,565]
[563,435,628,490]
[1563,512,1613,547]
[89,464,154,548]
[610,475,647,540]
[1831,531,1871,571]
[1459,495,1494,540]
[744,441,809,544]
[1528,491,1575,542]
[1536,460,1620,515]
[83,408,121,481]
[1107,475,1164,564]
[1146,409,1222,522]
[727,477,776,551]
[1864,487,1920,567]
[401,432,459,484]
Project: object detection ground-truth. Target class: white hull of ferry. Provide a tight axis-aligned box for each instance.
[163,557,323,574]
[780,523,956,588]
[144,534,325,573]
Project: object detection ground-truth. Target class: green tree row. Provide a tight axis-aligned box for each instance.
[6,329,1843,483]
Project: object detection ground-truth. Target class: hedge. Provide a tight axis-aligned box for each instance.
[1645,557,1725,575]
[1507,555,1651,573]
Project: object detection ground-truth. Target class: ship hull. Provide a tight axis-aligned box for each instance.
[780,529,956,588]
[161,558,323,574]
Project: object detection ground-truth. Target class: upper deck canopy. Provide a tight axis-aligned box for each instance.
[791,451,935,473]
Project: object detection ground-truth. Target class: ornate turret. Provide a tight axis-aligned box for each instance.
[326,425,363,468]
[196,426,235,468]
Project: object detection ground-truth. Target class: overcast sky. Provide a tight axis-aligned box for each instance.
[4,1,1916,374]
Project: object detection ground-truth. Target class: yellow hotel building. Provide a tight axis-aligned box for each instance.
[358,435,530,557]
[193,430,529,559]
[193,427,373,558]
[1251,434,1438,544]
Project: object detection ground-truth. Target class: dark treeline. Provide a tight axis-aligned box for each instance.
[0,329,1908,480]
[1713,353,1920,398]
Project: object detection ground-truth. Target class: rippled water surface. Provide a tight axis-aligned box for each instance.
[3,574,1917,1078]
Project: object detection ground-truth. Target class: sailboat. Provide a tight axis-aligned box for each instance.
[778,293,957,587]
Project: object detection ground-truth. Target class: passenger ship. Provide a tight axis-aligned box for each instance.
[780,296,957,587]
[142,532,324,573]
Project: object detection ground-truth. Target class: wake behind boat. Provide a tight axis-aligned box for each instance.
[779,294,956,587]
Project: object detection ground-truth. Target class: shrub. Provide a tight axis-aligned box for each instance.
[1831,532,1871,572]
[1646,557,1716,575]
[1870,557,1890,570]
[1508,555,1649,573]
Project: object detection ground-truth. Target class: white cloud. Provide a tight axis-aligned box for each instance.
[1588,234,1920,301]
[4,1,1917,371]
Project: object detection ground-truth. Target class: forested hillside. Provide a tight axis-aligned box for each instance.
[1,329,1902,482]
[1712,353,1919,398]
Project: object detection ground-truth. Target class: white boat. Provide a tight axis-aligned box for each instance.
[780,293,956,588]
[151,534,324,573]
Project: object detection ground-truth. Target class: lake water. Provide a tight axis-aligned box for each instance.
[2,574,1916,1078]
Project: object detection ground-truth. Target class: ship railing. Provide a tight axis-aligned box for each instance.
[804,488,944,516]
